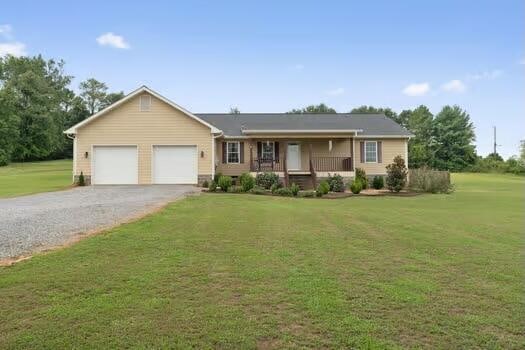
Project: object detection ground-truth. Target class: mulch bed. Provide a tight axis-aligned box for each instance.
[201,188,422,198]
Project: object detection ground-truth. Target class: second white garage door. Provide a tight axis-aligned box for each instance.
[152,145,198,184]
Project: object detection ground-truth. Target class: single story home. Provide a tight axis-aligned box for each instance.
[64,86,413,187]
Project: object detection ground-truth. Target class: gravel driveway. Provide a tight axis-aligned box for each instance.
[0,185,198,260]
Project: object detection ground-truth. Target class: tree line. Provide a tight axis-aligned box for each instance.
[0,55,123,165]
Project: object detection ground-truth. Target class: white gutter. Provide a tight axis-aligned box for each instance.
[241,129,363,134]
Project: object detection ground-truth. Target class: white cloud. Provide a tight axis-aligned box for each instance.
[402,82,430,96]
[0,24,13,39]
[467,69,503,80]
[96,32,130,49]
[326,87,345,96]
[0,42,26,57]
[441,79,466,93]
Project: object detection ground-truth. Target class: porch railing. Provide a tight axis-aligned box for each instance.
[250,157,353,172]
[311,157,353,172]
[250,158,285,172]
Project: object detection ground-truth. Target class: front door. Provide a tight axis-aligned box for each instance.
[287,143,301,170]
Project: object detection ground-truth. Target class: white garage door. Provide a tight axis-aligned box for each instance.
[153,145,198,184]
[93,146,138,185]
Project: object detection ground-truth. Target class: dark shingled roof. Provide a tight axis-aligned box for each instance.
[196,113,413,137]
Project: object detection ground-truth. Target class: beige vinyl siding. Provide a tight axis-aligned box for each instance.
[355,138,407,175]
[75,92,213,184]
[215,139,251,176]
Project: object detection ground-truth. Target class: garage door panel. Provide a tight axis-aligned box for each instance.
[93,146,138,184]
[153,146,197,184]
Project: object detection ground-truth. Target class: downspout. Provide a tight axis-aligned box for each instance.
[66,133,76,183]
[211,131,224,180]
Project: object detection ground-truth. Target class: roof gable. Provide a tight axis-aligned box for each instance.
[64,86,221,134]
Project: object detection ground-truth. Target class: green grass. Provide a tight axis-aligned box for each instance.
[0,160,72,198]
[1,173,523,348]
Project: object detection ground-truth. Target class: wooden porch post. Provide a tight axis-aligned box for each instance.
[249,142,254,172]
[350,137,354,171]
[283,142,289,187]
[309,143,316,189]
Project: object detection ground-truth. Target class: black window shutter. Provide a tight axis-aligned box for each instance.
[377,141,382,163]
[240,142,244,163]
[222,142,227,163]
[274,142,279,162]
[257,142,262,159]
[360,141,364,163]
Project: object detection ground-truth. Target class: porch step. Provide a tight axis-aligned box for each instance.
[288,174,315,190]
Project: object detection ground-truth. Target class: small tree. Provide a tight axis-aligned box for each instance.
[78,171,86,186]
[386,156,408,192]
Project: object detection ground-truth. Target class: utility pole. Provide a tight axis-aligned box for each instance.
[493,126,497,155]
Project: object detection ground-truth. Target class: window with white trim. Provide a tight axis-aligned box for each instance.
[139,95,151,112]
[227,141,240,163]
[365,141,377,163]
[262,141,274,160]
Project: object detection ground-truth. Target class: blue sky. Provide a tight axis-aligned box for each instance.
[2,0,524,157]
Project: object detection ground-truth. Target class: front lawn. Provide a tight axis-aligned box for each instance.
[0,173,523,348]
[0,159,72,198]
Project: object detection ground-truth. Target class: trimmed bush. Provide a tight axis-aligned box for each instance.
[270,181,283,193]
[290,183,300,197]
[208,180,218,192]
[355,168,368,189]
[213,172,222,183]
[218,175,232,192]
[78,171,86,186]
[386,155,408,192]
[201,180,209,188]
[249,186,266,195]
[239,173,255,192]
[317,180,330,195]
[255,172,279,189]
[350,180,362,194]
[409,167,454,193]
[327,173,345,192]
[372,176,384,190]
[274,187,293,196]
[227,185,244,193]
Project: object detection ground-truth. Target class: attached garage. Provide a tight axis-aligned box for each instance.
[152,145,198,184]
[92,146,138,185]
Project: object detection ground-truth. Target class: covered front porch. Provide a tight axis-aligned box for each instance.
[247,137,355,187]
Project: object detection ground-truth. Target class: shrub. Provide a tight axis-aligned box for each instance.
[355,168,368,189]
[227,185,244,193]
[386,155,408,192]
[274,187,293,196]
[218,175,232,192]
[350,180,363,194]
[249,186,266,195]
[409,167,454,193]
[290,183,300,197]
[78,172,86,186]
[239,173,255,192]
[299,191,316,198]
[213,172,222,183]
[201,180,209,188]
[317,180,330,195]
[270,181,283,193]
[255,172,279,189]
[372,175,384,190]
[327,173,345,192]
[208,180,218,192]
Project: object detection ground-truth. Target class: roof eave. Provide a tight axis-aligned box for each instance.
[241,129,363,134]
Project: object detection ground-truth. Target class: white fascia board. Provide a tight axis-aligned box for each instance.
[241,129,363,134]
